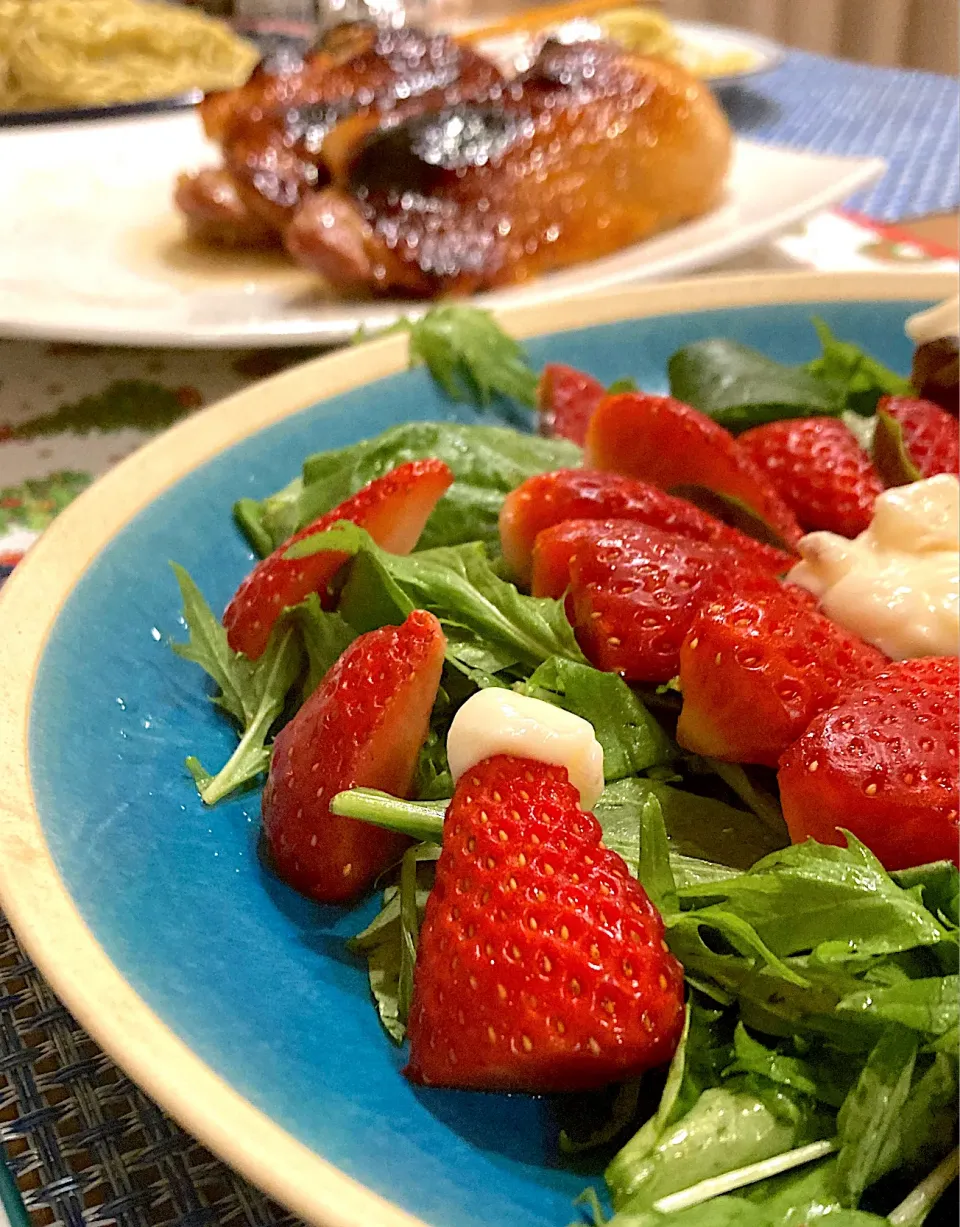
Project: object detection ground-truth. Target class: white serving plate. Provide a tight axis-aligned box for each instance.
[0,111,882,348]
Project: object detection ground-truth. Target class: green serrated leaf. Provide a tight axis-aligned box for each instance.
[195,624,303,805]
[520,657,673,780]
[676,836,945,961]
[833,1028,918,1206]
[233,497,275,559]
[806,317,912,417]
[289,593,357,697]
[667,338,840,433]
[347,845,440,1045]
[638,794,678,916]
[404,306,539,408]
[170,562,247,722]
[289,526,584,674]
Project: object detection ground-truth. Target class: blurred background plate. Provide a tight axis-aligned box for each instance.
[0,89,203,129]
[0,270,951,1227]
[472,17,784,84]
[0,112,883,347]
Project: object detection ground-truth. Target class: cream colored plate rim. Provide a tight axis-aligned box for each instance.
[0,270,952,1227]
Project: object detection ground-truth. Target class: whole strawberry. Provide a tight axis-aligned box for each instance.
[878,396,960,479]
[779,656,959,871]
[262,610,445,903]
[405,754,686,1092]
[738,417,883,538]
[677,579,888,767]
[224,459,452,658]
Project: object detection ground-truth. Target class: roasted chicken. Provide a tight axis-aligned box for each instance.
[175,22,732,297]
[176,22,503,245]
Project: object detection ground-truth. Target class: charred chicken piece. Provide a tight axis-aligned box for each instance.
[177,22,503,241]
[285,41,732,296]
[173,167,279,246]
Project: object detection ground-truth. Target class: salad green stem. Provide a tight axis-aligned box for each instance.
[650,1139,838,1216]
[330,788,446,840]
[887,1147,959,1226]
[704,759,785,837]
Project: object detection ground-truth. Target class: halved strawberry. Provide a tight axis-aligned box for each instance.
[532,518,617,600]
[778,656,959,870]
[585,392,803,546]
[224,459,453,658]
[500,469,795,586]
[567,522,775,687]
[540,521,767,683]
[738,417,883,537]
[878,396,960,478]
[406,754,685,1092]
[537,364,606,445]
[676,582,887,767]
[262,610,445,903]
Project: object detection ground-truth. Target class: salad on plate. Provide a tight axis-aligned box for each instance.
[171,304,959,1227]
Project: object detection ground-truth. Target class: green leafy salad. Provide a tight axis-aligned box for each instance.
[171,307,957,1227]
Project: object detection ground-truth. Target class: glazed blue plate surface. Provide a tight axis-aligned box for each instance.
[26,298,928,1227]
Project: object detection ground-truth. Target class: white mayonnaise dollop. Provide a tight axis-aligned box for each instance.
[788,474,959,660]
[905,296,960,345]
[446,688,605,810]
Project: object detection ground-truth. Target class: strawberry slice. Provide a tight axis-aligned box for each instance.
[585,392,803,546]
[778,656,959,870]
[537,364,606,445]
[406,754,685,1092]
[677,582,888,767]
[738,417,883,538]
[878,396,960,478]
[262,610,445,903]
[224,459,453,659]
[501,468,794,585]
[535,521,767,683]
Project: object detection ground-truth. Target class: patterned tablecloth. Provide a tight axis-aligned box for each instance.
[0,209,957,578]
[0,40,958,1227]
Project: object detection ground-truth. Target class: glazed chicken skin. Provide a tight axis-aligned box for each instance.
[285,40,732,296]
[176,22,503,244]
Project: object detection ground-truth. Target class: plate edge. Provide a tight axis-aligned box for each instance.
[0,144,894,349]
[0,269,952,1227]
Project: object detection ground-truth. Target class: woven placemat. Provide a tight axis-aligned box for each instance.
[0,912,300,1227]
[724,48,960,223]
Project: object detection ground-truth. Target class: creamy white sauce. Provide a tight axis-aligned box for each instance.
[446,688,605,810]
[788,474,960,660]
[905,296,960,345]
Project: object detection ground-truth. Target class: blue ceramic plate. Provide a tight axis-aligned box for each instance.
[0,272,949,1227]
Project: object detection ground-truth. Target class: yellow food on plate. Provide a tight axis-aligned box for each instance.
[593,7,678,58]
[0,0,259,112]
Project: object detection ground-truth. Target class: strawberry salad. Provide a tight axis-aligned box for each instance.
[173,308,959,1226]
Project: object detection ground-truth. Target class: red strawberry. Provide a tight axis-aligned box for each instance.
[262,610,445,903]
[406,754,685,1092]
[532,520,768,683]
[878,396,960,478]
[676,582,888,767]
[224,459,453,659]
[738,417,883,537]
[500,469,795,586]
[585,392,803,547]
[779,657,959,870]
[537,364,606,445]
